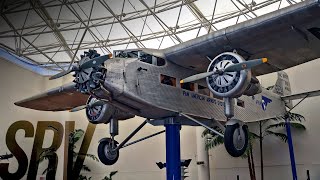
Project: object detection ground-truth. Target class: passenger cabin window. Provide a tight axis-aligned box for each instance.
[161,74,176,87]
[237,99,245,108]
[181,82,195,91]
[139,52,165,66]
[198,85,210,96]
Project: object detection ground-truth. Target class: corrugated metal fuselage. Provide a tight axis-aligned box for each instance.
[102,57,286,122]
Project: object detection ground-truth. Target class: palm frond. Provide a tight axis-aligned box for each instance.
[289,122,306,130]
[249,131,260,140]
[286,112,305,122]
[202,126,223,138]
[76,153,99,162]
[265,122,306,131]
[110,171,118,177]
[81,164,91,172]
[266,85,274,90]
[265,130,288,142]
[205,136,224,150]
[69,129,84,144]
[38,147,56,163]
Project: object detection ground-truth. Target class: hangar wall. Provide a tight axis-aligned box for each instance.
[1,56,320,180]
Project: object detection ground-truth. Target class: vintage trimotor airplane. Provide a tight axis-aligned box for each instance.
[14,0,320,165]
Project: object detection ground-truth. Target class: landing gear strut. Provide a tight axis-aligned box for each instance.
[180,97,249,158]
[224,123,248,157]
[98,118,120,165]
[224,98,249,157]
[98,138,119,165]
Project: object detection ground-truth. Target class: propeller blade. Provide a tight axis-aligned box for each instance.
[69,105,87,112]
[80,55,110,69]
[89,100,105,107]
[224,58,267,72]
[180,71,215,83]
[49,68,73,80]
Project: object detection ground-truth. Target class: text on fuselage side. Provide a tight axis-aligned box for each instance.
[182,90,224,106]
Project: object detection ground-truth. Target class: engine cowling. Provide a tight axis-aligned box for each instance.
[206,52,252,98]
[85,96,134,124]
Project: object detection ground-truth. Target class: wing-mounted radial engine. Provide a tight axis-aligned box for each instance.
[70,95,134,124]
[181,52,267,157]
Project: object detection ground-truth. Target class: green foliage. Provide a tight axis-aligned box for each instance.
[102,171,118,180]
[202,126,224,150]
[266,85,274,90]
[38,147,56,163]
[81,164,91,172]
[76,153,100,162]
[78,174,92,180]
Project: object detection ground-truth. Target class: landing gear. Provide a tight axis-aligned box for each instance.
[224,123,248,157]
[98,138,119,165]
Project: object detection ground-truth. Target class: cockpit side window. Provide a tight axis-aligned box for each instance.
[139,52,165,66]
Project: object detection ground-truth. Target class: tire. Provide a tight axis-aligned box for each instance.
[98,138,119,165]
[224,124,248,157]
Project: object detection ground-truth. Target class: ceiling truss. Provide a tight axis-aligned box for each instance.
[0,0,302,69]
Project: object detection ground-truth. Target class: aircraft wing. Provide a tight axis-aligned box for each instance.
[14,83,89,111]
[163,0,320,76]
[281,89,320,101]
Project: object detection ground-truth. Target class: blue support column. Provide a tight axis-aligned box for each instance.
[285,118,298,180]
[165,123,181,180]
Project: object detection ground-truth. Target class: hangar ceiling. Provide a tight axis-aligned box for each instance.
[0,0,302,72]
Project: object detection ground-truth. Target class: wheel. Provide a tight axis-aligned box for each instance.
[98,138,119,165]
[224,124,248,157]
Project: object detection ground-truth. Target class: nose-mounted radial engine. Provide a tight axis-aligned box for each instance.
[181,52,267,157]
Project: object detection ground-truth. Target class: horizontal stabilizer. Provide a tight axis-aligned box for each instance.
[14,83,89,111]
[281,89,320,101]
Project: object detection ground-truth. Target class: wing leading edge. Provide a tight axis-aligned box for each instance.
[281,89,320,101]
[163,0,320,76]
[15,83,89,111]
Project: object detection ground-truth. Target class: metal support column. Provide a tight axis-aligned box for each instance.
[165,121,181,180]
[285,117,298,180]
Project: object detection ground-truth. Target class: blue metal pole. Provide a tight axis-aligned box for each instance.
[165,123,181,180]
[285,118,298,180]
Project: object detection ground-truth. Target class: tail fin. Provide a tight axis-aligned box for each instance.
[272,71,293,108]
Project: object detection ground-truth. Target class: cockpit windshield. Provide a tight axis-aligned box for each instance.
[114,50,139,58]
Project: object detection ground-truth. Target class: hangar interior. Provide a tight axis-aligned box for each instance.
[0,0,320,179]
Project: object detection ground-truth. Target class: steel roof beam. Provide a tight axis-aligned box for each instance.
[99,0,145,48]
[1,14,65,70]
[30,0,76,61]
[0,0,195,36]
[2,0,89,14]
[183,0,217,33]
[139,0,183,44]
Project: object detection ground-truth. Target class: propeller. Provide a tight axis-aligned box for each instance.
[49,55,110,80]
[69,100,105,112]
[49,66,77,80]
[180,58,267,84]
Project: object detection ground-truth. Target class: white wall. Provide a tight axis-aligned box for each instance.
[1,56,320,180]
